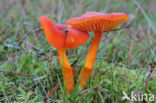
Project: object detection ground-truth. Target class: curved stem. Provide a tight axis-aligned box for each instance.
[57,49,74,94]
[78,32,102,89]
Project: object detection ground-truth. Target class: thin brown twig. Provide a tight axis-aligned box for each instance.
[7,85,18,92]
[0,70,39,76]
[44,83,59,100]
[18,27,41,45]
[47,83,59,97]
[0,31,13,44]
[97,91,105,103]
[79,82,105,96]
[79,91,90,101]
[26,42,41,51]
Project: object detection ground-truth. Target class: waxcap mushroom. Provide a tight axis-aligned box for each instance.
[66,11,129,89]
[39,16,89,49]
[66,11,129,32]
[39,16,89,94]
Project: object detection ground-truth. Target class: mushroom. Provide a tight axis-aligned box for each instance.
[66,11,129,89]
[39,16,89,93]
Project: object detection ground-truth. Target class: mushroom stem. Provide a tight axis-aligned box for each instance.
[78,32,102,89]
[57,49,74,94]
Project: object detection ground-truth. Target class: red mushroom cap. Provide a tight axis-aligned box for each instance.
[66,11,129,32]
[39,16,89,49]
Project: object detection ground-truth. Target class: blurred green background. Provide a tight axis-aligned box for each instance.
[0,0,156,102]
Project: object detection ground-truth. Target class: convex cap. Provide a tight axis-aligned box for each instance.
[39,16,89,49]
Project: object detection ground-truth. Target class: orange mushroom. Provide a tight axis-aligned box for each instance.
[39,16,89,93]
[66,11,129,89]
